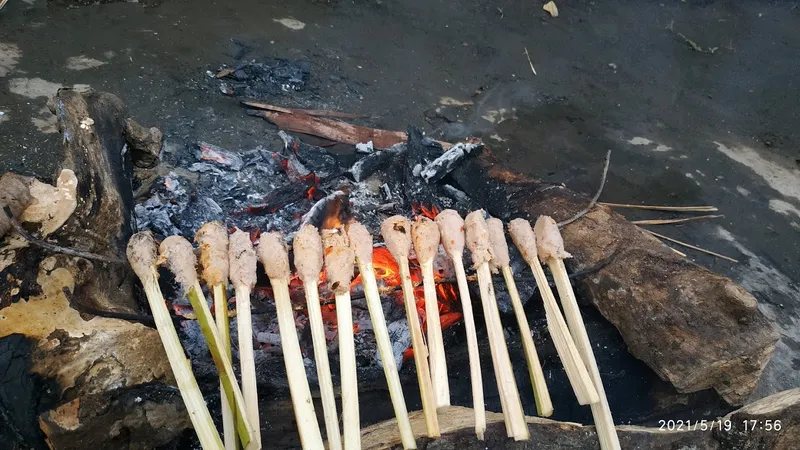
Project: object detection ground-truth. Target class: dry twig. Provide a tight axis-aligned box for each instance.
[558,150,611,228]
[600,203,718,212]
[631,215,722,226]
[644,229,738,263]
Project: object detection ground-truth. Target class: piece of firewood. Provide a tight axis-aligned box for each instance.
[158,236,260,450]
[464,211,529,441]
[508,219,599,406]
[435,210,486,440]
[411,216,450,408]
[257,232,325,449]
[322,228,361,450]
[486,218,553,417]
[535,216,620,450]
[348,222,417,449]
[126,232,224,450]
[293,224,343,450]
[381,216,440,439]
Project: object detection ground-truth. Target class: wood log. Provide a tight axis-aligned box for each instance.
[0,90,185,450]
[451,146,778,405]
[361,388,800,450]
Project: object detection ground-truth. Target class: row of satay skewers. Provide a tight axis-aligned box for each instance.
[126,209,621,450]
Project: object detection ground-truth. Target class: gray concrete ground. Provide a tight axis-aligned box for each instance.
[1,0,798,410]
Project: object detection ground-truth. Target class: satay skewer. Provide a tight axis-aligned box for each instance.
[381,216,440,439]
[411,216,450,408]
[228,229,261,448]
[127,232,224,450]
[294,224,343,450]
[486,218,553,417]
[158,236,260,450]
[348,223,417,449]
[507,219,599,406]
[195,222,237,450]
[435,210,486,440]
[464,211,529,441]
[535,216,621,450]
[257,232,325,449]
[322,228,361,450]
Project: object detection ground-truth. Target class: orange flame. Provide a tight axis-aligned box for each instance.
[412,202,439,219]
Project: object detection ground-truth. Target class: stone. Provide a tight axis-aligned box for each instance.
[125,118,163,168]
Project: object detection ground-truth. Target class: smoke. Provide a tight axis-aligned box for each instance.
[434,83,546,141]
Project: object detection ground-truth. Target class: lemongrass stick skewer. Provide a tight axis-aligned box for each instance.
[228,229,262,448]
[294,225,342,450]
[465,211,529,441]
[435,210,486,440]
[322,228,361,450]
[127,232,224,450]
[158,236,260,450]
[508,219,599,406]
[348,222,416,449]
[486,218,553,417]
[257,232,325,449]
[196,222,237,450]
[381,216,440,438]
[535,216,621,450]
[411,216,450,408]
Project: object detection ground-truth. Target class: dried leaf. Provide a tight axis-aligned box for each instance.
[543,1,559,17]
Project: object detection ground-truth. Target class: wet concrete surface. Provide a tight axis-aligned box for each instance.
[1,0,799,427]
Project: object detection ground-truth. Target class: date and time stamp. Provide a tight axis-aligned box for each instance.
[658,419,783,432]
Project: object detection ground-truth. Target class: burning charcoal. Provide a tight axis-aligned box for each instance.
[420,142,483,183]
[279,131,340,179]
[348,143,406,182]
[247,178,315,215]
[196,142,245,170]
[302,191,350,228]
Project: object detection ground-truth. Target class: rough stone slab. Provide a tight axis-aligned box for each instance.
[452,146,779,404]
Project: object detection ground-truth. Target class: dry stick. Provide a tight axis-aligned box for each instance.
[228,229,261,448]
[126,232,224,450]
[411,217,450,408]
[196,222,236,450]
[465,211,529,441]
[381,216,440,439]
[644,229,739,262]
[158,236,259,450]
[322,229,361,450]
[599,202,718,212]
[435,210,485,439]
[535,216,620,450]
[348,222,416,449]
[631,214,723,226]
[508,219,599,406]
[486,218,552,417]
[257,232,325,449]
[294,225,342,450]
[558,150,611,228]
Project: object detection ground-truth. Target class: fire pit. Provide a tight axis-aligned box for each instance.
[0,89,787,450]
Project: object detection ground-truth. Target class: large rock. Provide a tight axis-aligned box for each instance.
[452,146,779,404]
[38,384,190,450]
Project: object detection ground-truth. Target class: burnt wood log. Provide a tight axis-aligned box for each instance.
[0,90,183,450]
[362,388,800,450]
[451,146,778,405]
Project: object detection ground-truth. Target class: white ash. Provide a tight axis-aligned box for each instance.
[420,142,482,183]
[384,319,412,370]
[355,140,374,154]
[256,331,282,346]
[412,163,423,177]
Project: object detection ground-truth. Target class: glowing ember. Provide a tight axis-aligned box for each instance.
[412,202,440,220]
